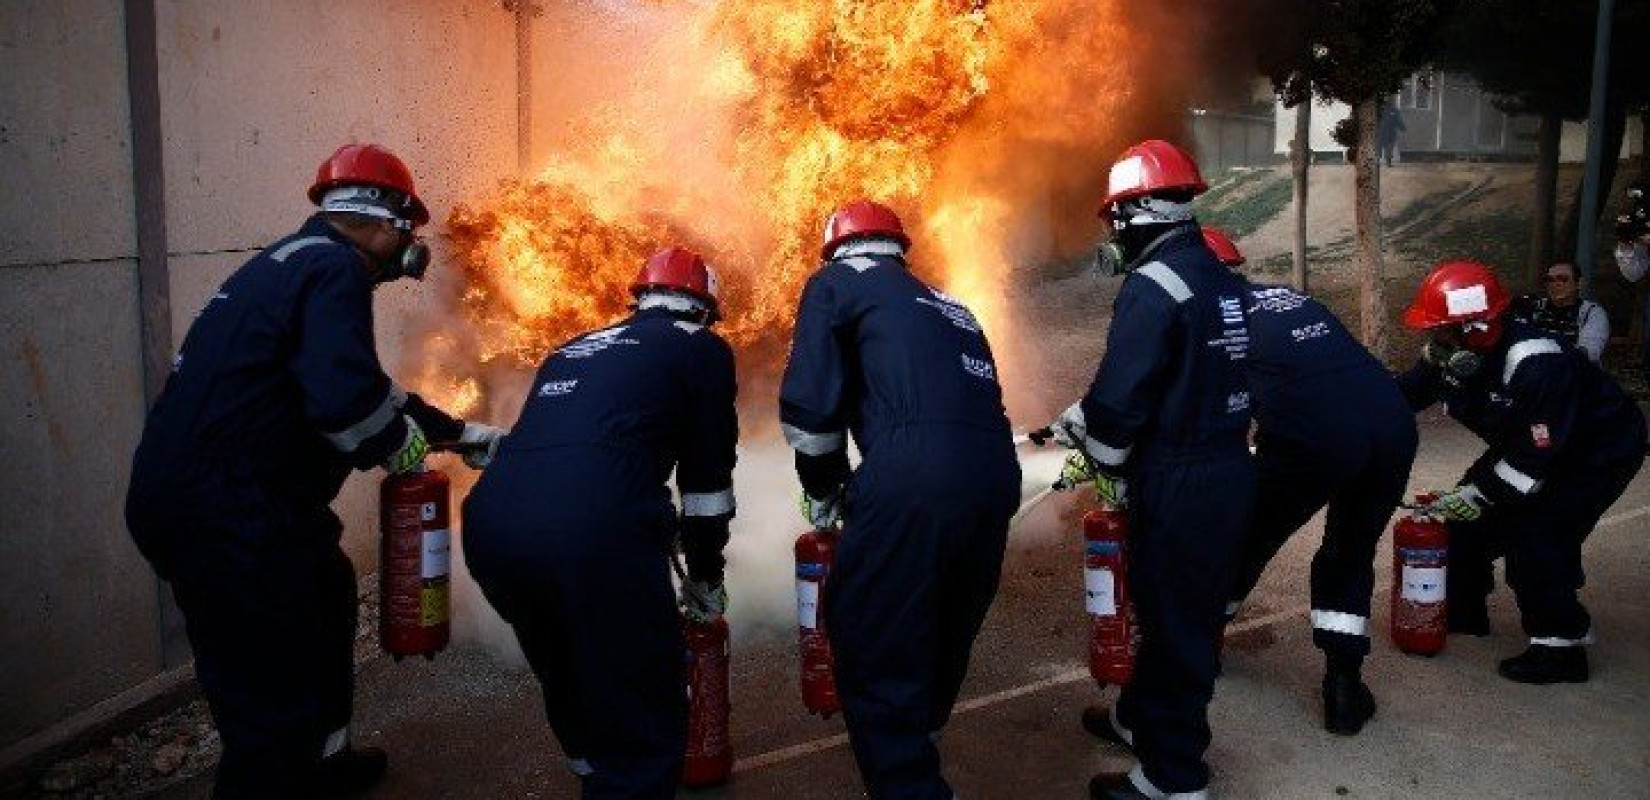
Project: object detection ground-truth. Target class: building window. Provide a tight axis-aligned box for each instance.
[1397,74,1434,110]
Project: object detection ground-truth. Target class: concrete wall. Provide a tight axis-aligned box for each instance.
[0,0,518,757]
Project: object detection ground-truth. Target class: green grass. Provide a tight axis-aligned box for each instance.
[1196,170,1293,238]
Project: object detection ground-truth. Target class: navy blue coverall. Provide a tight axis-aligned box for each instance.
[1399,321,1646,645]
[1074,226,1254,797]
[462,307,738,800]
[125,215,453,798]
[778,251,1020,800]
[1227,285,1417,658]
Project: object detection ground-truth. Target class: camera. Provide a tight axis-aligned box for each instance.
[1617,182,1648,242]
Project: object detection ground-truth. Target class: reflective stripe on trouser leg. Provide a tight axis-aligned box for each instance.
[1127,765,1210,800]
[1311,610,1369,637]
[1530,629,1596,647]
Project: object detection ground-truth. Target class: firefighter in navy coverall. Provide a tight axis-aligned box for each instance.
[463,247,738,799]
[779,200,1019,800]
[1398,260,1646,684]
[125,144,504,799]
[1196,227,1418,736]
[1050,141,1254,800]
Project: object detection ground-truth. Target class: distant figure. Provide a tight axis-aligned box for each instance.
[1509,261,1608,362]
[1378,100,1405,167]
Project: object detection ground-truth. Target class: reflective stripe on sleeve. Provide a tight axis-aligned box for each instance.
[1110,705,1135,747]
[1084,436,1131,467]
[682,488,736,517]
[783,423,845,456]
[1502,338,1563,384]
[1493,460,1542,494]
[1127,764,1207,800]
[323,388,401,453]
[270,236,335,263]
[1135,261,1193,304]
[1311,610,1370,637]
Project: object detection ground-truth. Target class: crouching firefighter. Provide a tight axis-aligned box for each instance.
[1052,141,1254,800]
[462,246,738,799]
[1398,259,1646,683]
[1202,227,1418,736]
[125,143,503,799]
[779,200,1020,800]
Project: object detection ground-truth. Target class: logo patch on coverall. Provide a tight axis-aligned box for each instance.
[1531,423,1551,448]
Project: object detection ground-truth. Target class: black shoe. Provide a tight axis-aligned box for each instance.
[1088,771,1151,800]
[317,746,387,796]
[1322,672,1376,736]
[1498,645,1588,684]
[1447,606,1491,636]
[1079,705,1134,752]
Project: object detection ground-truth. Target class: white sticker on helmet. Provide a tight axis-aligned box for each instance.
[1109,156,1145,197]
[1444,285,1490,316]
[704,265,720,299]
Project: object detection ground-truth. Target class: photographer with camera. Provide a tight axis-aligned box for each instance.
[1615,182,1650,379]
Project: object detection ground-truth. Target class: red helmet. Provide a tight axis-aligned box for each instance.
[1100,139,1207,212]
[821,200,911,259]
[308,144,430,226]
[1402,259,1511,330]
[1201,226,1244,266]
[631,247,719,309]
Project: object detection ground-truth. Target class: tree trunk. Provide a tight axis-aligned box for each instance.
[1529,110,1562,289]
[1291,100,1311,292]
[1352,98,1387,361]
[1559,99,1630,259]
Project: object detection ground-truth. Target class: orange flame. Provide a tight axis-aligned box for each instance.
[428,0,1145,420]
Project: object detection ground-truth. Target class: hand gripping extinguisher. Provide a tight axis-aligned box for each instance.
[1084,502,1136,686]
[795,527,841,717]
[379,462,452,660]
[677,558,732,788]
[1391,493,1449,656]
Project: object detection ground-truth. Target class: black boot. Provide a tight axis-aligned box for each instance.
[1322,671,1376,736]
[1088,771,1151,800]
[1498,645,1588,684]
[1080,705,1134,751]
[317,746,387,796]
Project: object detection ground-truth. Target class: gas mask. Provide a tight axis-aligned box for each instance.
[1092,222,1191,277]
[1423,320,1498,387]
[375,226,430,283]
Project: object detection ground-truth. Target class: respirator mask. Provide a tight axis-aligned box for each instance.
[1093,194,1196,277]
[1424,320,1498,387]
[321,186,431,282]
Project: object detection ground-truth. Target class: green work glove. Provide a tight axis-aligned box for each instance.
[1426,484,1488,523]
[1058,451,1127,507]
[799,490,844,530]
[680,580,728,623]
[385,417,429,475]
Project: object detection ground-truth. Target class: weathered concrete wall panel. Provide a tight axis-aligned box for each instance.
[0,261,158,747]
[0,0,137,266]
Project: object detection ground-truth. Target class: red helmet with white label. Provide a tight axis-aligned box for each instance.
[308,144,429,226]
[821,200,911,260]
[1402,259,1511,330]
[1100,139,1208,212]
[1201,226,1244,267]
[631,246,719,311]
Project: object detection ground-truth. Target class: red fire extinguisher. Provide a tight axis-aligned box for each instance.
[1084,503,1136,686]
[795,527,841,717]
[682,614,733,788]
[1391,493,1449,656]
[379,463,452,660]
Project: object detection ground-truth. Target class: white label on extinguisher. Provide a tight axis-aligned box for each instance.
[1401,566,1446,603]
[422,528,451,579]
[1085,568,1117,616]
[797,581,820,630]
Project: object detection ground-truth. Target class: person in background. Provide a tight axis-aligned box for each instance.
[1378,99,1406,168]
[1614,181,1650,379]
[1509,261,1608,362]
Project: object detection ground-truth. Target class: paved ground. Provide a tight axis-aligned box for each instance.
[134,411,1649,800]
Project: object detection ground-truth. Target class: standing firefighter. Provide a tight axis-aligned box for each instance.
[463,247,738,799]
[1053,141,1254,800]
[779,200,1020,800]
[1398,260,1646,683]
[125,144,502,798]
[1203,227,1418,735]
